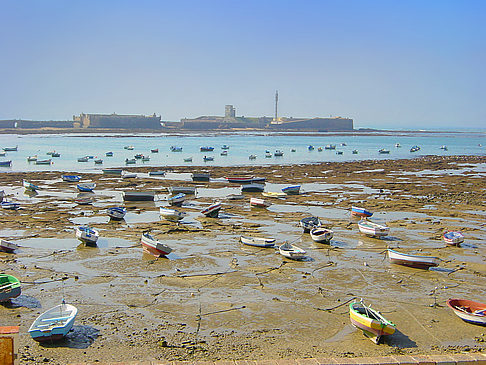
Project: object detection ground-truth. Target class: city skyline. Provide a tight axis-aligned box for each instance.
[1,0,484,129]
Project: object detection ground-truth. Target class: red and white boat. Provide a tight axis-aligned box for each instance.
[201,202,222,218]
[446,299,486,325]
[141,232,172,257]
[250,197,271,208]
[358,220,389,237]
[387,249,440,269]
[0,239,19,253]
[443,231,464,246]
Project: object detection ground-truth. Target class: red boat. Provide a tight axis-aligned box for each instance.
[141,232,172,257]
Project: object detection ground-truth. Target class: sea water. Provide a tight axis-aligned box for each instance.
[0,131,484,172]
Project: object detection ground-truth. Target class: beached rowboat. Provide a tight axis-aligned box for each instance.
[168,193,186,207]
[358,220,389,237]
[240,236,276,248]
[351,206,373,217]
[141,232,172,257]
[279,242,306,260]
[123,191,155,201]
[77,183,96,192]
[170,186,196,195]
[446,299,486,325]
[241,183,265,192]
[107,207,127,220]
[349,300,396,344]
[0,274,21,302]
[201,202,222,218]
[282,185,301,195]
[310,227,334,243]
[387,249,440,269]
[250,197,271,208]
[226,176,266,184]
[0,239,19,253]
[23,180,39,191]
[443,231,464,246]
[102,168,122,175]
[192,173,210,181]
[300,216,322,233]
[62,175,81,182]
[160,207,186,222]
[28,302,77,342]
[75,226,99,246]
[1,201,20,210]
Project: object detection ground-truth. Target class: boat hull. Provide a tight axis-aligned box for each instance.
[0,239,19,253]
[0,286,21,302]
[241,183,265,192]
[310,228,333,243]
[123,192,155,201]
[443,231,464,246]
[282,185,301,195]
[201,203,221,218]
[28,303,77,342]
[349,302,395,343]
[240,236,276,248]
[447,299,486,325]
[358,221,389,237]
[141,233,172,257]
[107,207,126,220]
[387,249,439,269]
[351,206,373,217]
[160,208,186,221]
[75,227,99,246]
[300,217,321,233]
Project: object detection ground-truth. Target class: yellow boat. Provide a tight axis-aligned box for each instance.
[349,300,395,344]
[261,191,286,197]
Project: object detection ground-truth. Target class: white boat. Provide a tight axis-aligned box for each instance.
[443,231,464,246]
[107,207,127,220]
[122,173,137,179]
[23,180,39,191]
[274,150,284,157]
[250,197,271,208]
[75,226,99,246]
[447,299,486,325]
[0,239,19,253]
[148,170,165,176]
[168,193,186,207]
[279,242,306,260]
[0,189,3,202]
[262,191,287,197]
[76,182,96,192]
[310,227,334,243]
[300,216,322,233]
[249,154,257,160]
[1,201,20,210]
[183,157,193,162]
[358,220,389,237]
[141,232,172,257]
[192,173,210,181]
[27,155,37,161]
[35,159,52,165]
[77,156,89,162]
[240,236,276,248]
[201,202,222,218]
[28,302,77,342]
[160,207,186,222]
[387,249,440,269]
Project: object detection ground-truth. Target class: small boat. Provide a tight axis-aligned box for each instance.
[291,148,296,152]
[349,300,395,344]
[149,170,165,176]
[221,151,228,156]
[122,172,137,179]
[0,151,4,156]
[134,153,143,159]
[23,180,39,191]
[62,175,81,182]
[387,249,440,269]
[3,146,18,152]
[94,159,103,164]
[279,242,306,260]
[122,191,155,201]
[35,159,52,165]
[241,183,265,193]
[226,176,266,184]
[240,235,276,248]
[358,220,389,237]
[336,151,343,155]
[151,148,159,153]
[317,147,323,152]
[0,189,3,202]
[0,274,21,301]
[183,157,193,162]
[440,145,448,150]
[443,231,464,246]
[310,227,333,243]
[160,207,186,222]
[351,206,373,217]
[226,194,245,200]
[74,196,93,205]
[282,185,301,195]
[249,154,257,160]
[0,160,12,167]
[378,149,390,154]
[141,232,172,257]
[102,168,123,175]
[265,152,272,158]
[105,151,114,157]
[170,146,183,152]
[77,183,96,192]
[28,302,77,342]
[75,226,99,246]
[125,158,136,164]
[51,152,60,158]
[1,201,20,210]
[203,156,214,162]
[340,143,347,146]
[77,156,89,162]
[124,145,134,150]
[250,197,271,208]
[107,207,127,220]
[170,186,196,195]
[410,145,421,152]
[352,150,358,154]
[325,144,336,150]
[27,155,38,161]
[274,150,284,157]
[308,145,314,151]
[446,299,486,325]
[221,145,230,150]
[395,143,401,148]
[200,146,214,152]
[142,156,150,162]
[192,173,210,181]
[262,191,287,197]
[201,202,222,218]
[0,239,19,253]
[300,216,322,233]
[168,193,186,207]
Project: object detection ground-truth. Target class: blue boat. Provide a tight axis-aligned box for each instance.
[28,302,77,342]
[105,151,114,157]
[76,183,96,192]
[168,193,186,207]
[308,145,315,151]
[62,175,81,182]
[107,207,127,220]
[351,206,373,217]
[200,146,214,152]
[0,160,12,167]
[281,185,301,195]
[170,146,183,152]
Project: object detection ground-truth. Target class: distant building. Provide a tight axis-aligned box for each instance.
[73,113,162,129]
[179,105,353,131]
[0,119,73,129]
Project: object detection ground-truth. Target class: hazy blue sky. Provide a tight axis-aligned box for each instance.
[1,0,484,129]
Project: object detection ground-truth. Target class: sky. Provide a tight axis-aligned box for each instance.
[0,0,485,129]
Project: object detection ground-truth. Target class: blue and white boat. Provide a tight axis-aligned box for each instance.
[28,302,77,342]
[107,207,127,220]
[0,160,12,167]
[170,146,183,152]
[351,206,373,217]
[1,201,20,210]
[443,231,464,246]
[282,185,301,195]
[160,207,186,222]
[62,175,81,183]
[75,226,99,246]
[168,193,186,207]
[200,146,214,152]
[23,180,39,191]
[76,183,96,192]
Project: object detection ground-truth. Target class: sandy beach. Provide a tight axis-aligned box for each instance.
[1,155,485,364]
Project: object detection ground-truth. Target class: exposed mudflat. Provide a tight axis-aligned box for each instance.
[1,155,485,364]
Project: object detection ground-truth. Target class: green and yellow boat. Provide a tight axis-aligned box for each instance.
[0,274,21,302]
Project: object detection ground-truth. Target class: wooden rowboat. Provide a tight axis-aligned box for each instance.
[201,202,222,218]
[0,239,19,253]
[279,242,306,260]
[387,249,439,269]
[250,197,271,208]
[62,175,81,182]
[240,236,276,248]
[349,300,396,343]
[107,207,127,220]
[75,226,99,246]
[23,180,39,192]
[241,183,265,193]
[160,207,186,222]
[0,274,21,301]
[310,227,333,243]
[300,216,322,233]
[168,193,186,207]
[141,232,172,257]
[281,185,301,195]
[77,182,96,192]
[28,302,77,342]
[351,206,373,217]
[358,220,389,237]
[446,299,486,326]
[443,231,464,246]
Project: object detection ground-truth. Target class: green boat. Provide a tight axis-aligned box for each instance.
[0,274,21,302]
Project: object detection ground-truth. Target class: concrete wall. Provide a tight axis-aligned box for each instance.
[269,117,353,131]
[73,114,162,129]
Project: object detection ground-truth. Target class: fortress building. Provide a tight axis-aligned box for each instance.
[73,113,162,129]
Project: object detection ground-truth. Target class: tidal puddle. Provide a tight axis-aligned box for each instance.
[0,229,26,237]
[17,237,135,250]
[70,216,110,225]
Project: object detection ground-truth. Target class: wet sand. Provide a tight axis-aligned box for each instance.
[1,155,485,364]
